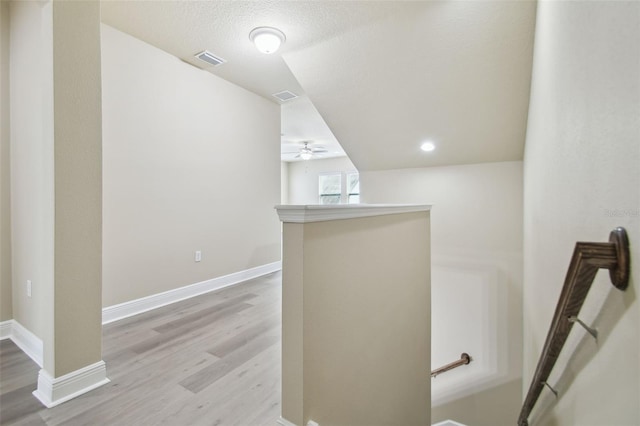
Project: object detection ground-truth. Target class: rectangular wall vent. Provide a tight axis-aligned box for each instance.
[194,50,226,67]
[272,90,299,102]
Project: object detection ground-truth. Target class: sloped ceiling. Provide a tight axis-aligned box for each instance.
[100,0,415,102]
[283,1,536,171]
[100,1,420,165]
[101,1,536,171]
[281,96,344,162]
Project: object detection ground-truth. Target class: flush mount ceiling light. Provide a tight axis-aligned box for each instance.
[421,141,436,152]
[249,27,286,54]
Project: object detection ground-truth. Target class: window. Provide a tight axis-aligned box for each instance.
[347,172,360,204]
[318,171,359,204]
[319,173,342,205]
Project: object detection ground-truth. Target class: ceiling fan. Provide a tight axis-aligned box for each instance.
[283,141,328,160]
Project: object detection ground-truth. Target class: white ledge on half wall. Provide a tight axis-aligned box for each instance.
[275,204,432,223]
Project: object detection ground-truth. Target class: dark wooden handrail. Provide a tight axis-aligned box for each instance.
[431,353,472,378]
[518,227,630,426]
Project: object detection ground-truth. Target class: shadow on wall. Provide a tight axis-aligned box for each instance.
[431,262,509,405]
[432,378,522,426]
[529,275,636,425]
[430,252,523,426]
[248,243,282,269]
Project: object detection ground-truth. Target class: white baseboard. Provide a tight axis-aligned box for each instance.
[0,319,44,367]
[277,417,298,426]
[102,261,282,324]
[11,321,44,367]
[33,360,110,408]
[0,320,12,340]
[4,322,109,408]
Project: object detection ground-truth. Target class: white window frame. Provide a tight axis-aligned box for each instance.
[318,172,342,205]
[346,171,360,204]
[318,171,359,204]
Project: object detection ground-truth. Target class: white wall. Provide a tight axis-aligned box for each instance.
[281,162,289,205]
[361,161,523,426]
[9,0,55,342]
[101,25,281,306]
[0,0,12,322]
[286,156,356,205]
[50,0,104,378]
[523,1,640,424]
[281,210,431,425]
[9,1,105,378]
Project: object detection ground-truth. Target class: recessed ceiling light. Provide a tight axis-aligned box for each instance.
[421,141,436,152]
[249,27,286,54]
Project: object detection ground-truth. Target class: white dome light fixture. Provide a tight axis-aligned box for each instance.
[249,27,286,54]
[421,141,436,152]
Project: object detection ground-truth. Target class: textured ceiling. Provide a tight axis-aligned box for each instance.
[283,1,537,171]
[101,1,415,101]
[101,1,536,171]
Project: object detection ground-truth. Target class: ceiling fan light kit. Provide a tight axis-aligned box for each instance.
[282,141,329,161]
[300,149,313,160]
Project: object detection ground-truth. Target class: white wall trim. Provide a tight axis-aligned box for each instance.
[432,420,467,426]
[277,417,298,426]
[275,204,431,223]
[33,361,110,408]
[0,320,44,367]
[102,261,282,324]
[11,320,44,367]
[0,320,12,340]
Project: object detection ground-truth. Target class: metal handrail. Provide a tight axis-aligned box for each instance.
[431,353,472,378]
[517,227,630,426]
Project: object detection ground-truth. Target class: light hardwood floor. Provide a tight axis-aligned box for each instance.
[0,272,282,426]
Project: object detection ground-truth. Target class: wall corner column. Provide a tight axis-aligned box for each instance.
[276,204,432,426]
[32,0,108,407]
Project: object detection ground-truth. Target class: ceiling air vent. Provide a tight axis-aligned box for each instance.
[272,90,298,102]
[194,50,226,67]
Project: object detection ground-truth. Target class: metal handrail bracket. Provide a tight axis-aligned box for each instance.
[431,353,472,378]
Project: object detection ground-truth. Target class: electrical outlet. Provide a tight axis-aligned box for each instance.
[195,251,202,262]
[26,280,32,298]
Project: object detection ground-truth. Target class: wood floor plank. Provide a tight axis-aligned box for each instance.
[0,341,39,396]
[208,312,280,358]
[105,298,278,380]
[152,293,258,334]
[158,343,281,426]
[130,302,254,355]
[180,332,280,394]
[1,413,46,426]
[0,271,282,426]
[46,353,211,426]
[0,383,44,425]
